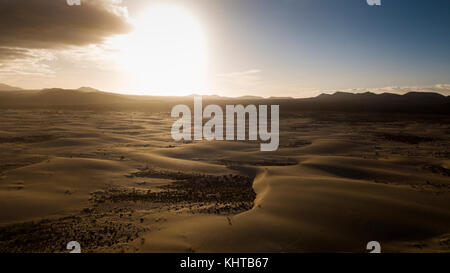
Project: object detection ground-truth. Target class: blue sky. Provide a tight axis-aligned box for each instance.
[1,0,449,97]
[184,0,450,96]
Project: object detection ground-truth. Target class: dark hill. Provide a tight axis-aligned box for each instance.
[0,88,448,114]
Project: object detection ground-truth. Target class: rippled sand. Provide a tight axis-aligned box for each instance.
[0,110,449,252]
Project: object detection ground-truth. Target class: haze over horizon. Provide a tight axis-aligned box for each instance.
[0,0,449,97]
[1,82,450,99]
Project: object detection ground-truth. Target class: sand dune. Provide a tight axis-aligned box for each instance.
[0,107,449,252]
[137,144,450,253]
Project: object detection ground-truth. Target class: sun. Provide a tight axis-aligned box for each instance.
[112,4,208,96]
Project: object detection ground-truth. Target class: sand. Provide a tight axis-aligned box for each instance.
[0,109,449,252]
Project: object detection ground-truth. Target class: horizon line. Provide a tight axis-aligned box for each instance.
[1,83,450,99]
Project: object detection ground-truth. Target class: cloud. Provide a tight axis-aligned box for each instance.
[324,84,450,96]
[216,69,263,90]
[0,47,34,61]
[0,48,55,77]
[0,0,131,79]
[374,84,450,96]
[214,69,285,97]
[0,0,131,49]
[216,69,262,78]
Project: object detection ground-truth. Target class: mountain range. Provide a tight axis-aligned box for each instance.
[0,85,448,114]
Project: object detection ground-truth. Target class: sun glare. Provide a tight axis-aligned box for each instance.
[112,4,208,96]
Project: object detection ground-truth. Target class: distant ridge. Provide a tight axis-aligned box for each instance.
[0,83,23,91]
[312,90,447,105]
[77,87,103,93]
[235,95,264,100]
[268,96,293,100]
[283,91,450,113]
[0,88,447,114]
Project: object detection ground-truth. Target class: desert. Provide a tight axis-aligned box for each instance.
[0,89,448,253]
[0,0,449,256]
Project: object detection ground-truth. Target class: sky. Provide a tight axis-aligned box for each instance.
[0,0,449,97]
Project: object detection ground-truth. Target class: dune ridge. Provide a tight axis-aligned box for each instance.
[0,105,449,252]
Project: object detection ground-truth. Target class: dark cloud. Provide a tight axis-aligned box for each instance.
[0,0,132,49]
[0,47,33,61]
